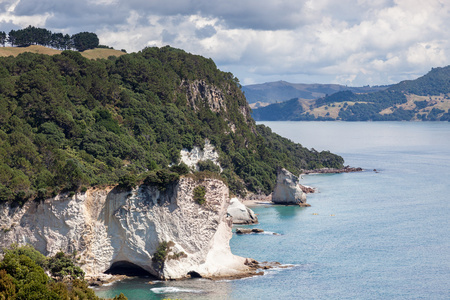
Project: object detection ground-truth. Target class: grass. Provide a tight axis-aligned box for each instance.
[0,45,126,59]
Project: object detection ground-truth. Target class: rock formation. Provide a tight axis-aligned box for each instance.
[180,139,221,171]
[272,168,309,206]
[0,178,254,280]
[227,198,258,224]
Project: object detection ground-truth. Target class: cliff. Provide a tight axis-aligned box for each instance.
[0,178,254,280]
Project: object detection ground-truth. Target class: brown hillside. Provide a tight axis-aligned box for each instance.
[0,45,126,59]
[80,48,126,59]
[0,45,61,57]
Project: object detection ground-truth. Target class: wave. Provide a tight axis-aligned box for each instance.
[150,287,204,294]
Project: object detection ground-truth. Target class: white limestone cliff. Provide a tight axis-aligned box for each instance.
[272,168,308,205]
[0,178,253,280]
[180,139,221,171]
[227,198,258,224]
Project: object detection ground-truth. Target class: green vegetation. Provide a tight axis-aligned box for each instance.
[0,46,343,205]
[151,241,186,271]
[390,66,450,95]
[193,185,207,205]
[0,244,126,300]
[252,66,450,121]
[4,25,99,51]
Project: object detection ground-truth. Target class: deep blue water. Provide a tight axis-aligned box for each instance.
[95,122,450,299]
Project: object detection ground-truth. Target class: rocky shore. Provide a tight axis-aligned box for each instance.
[301,166,363,174]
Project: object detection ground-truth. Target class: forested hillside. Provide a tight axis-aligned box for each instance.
[0,47,343,205]
[252,66,450,121]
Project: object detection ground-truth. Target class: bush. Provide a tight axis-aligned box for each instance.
[144,169,179,191]
[197,160,220,173]
[47,251,84,280]
[193,185,206,205]
[169,163,190,176]
[118,173,137,190]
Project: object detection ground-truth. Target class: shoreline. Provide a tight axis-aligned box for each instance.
[301,166,363,174]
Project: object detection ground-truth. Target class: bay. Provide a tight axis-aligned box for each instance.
[95,121,450,299]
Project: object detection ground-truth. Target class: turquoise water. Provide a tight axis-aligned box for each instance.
[95,122,450,299]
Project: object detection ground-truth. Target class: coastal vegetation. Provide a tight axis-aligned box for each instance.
[193,185,207,205]
[0,244,127,299]
[0,46,343,206]
[251,66,450,121]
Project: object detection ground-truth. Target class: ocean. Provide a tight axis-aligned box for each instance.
[94,121,450,299]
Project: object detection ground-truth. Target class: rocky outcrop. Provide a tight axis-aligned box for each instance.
[182,79,227,113]
[301,166,363,174]
[227,198,258,224]
[272,168,308,206]
[0,178,254,280]
[180,139,221,171]
[235,228,264,234]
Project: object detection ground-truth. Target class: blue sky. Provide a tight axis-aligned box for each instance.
[1,0,450,86]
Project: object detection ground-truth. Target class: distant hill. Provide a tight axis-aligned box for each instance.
[0,45,126,59]
[252,66,450,121]
[242,80,389,107]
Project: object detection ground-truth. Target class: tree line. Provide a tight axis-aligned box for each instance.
[0,25,99,51]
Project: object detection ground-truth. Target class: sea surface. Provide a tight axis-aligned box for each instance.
[94,121,450,300]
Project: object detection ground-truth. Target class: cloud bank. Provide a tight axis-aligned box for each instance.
[1,0,449,86]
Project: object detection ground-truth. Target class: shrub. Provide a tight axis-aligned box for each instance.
[197,160,220,173]
[144,169,179,191]
[193,185,206,205]
[118,173,137,190]
[169,163,190,176]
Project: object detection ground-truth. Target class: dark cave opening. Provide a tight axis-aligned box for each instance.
[104,261,155,277]
[187,271,202,278]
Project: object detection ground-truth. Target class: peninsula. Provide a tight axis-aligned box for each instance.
[0,45,343,281]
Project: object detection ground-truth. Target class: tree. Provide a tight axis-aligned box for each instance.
[0,31,6,47]
[72,32,99,51]
[7,29,17,46]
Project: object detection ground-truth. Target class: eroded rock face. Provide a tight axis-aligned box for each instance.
[182,79,227,113]
[272,168,307,205]
[180,139,221,171]
[0,178,251,280]
[227,198,258,224]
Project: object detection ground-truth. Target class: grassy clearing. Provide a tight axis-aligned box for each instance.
[0,45,126,59]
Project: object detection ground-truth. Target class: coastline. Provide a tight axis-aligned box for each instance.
[301,166,363,174]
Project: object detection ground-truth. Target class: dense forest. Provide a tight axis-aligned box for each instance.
[0,25,100,51]
[0,46,343,205]
[252,66,450,121]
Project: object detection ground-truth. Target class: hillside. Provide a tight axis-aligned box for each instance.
[0,45,126,59]
[242,80,389,107]
[0,47,344,205]
[252,66,450,121]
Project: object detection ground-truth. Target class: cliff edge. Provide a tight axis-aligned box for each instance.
[0,178,254,280]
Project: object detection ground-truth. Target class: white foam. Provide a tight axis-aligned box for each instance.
[150,287,203,294]
[259,231,281,235]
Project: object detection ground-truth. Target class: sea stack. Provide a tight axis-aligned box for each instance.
[272,167,309,206]
[227,198,258,224]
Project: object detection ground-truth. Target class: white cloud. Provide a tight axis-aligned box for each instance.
[1,0,450,86]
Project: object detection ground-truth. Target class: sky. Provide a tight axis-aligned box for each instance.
[1,0,450,86]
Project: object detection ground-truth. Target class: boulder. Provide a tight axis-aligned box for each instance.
[227,197,258,224]
[272,167,307,205]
